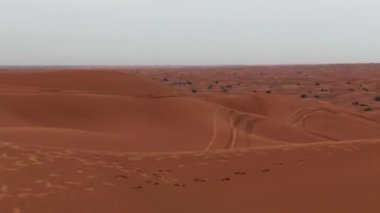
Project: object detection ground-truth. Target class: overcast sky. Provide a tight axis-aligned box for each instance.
[0,0,379,65]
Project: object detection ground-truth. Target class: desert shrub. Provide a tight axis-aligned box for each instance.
[360,104,368,107]
[163,78,168,82]
[266,90,272,94]
[215,81,219,84]
[349,88,355,91]
[208,85,213,89]
[375,96,380,101]
[187,81,192,85]
[364,107,372,112]
[253,90,257,93]
[300,94,308,99]
[296,83,300,86]
[191,89,197,93]
[315,95,320,99]
[363,88,369,92]
[315,82,320,86]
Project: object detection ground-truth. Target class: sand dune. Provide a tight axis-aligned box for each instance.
[0,70,175,95]
[1,67,380,213]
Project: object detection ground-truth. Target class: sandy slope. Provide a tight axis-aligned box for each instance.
[1,139,380,213]
[0,68,380,213]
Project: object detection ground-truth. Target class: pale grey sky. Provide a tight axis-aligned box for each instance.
[0,0,379,65]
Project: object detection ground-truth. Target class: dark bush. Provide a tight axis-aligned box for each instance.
[364,107,372,112]
[300,94,308,99]
[315,82,320,86]
[191,89,197,93]
[375,96,380,101]
[315,95,320,99]
[266,90,272,94]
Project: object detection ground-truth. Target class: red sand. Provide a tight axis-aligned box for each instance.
[0,65,380,212]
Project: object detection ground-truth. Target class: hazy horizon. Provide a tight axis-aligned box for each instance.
[1,0,380,66]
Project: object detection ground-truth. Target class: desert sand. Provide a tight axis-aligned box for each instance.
[0,65,380,213]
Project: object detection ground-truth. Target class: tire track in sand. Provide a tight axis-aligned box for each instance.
[205,108,219,151]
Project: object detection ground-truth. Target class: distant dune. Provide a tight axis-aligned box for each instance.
[1,67,380,213]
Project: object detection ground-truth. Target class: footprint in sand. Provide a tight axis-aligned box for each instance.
[260,169,271,174]
[174,183,186,187]
[274,163,284,167]
[221,177,231,182]
[114,175,128,179]
[152,173,161,178]
[132,186,143,190]
[193,178,207,183]
[234,172,246,175]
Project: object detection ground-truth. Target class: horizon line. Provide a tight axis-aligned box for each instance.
[1,62,380,69]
